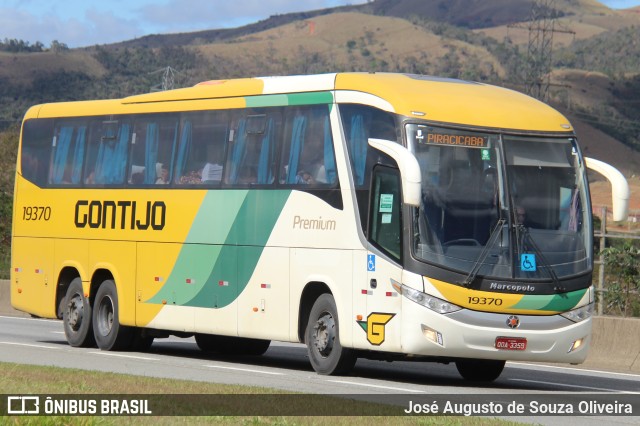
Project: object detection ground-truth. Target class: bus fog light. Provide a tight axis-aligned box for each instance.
[568,337,586,353]
[421,324,444,346]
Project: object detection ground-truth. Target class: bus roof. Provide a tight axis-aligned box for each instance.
[30,72,572,133]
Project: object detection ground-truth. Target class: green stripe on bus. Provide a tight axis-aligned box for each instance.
[245,92,334,108]
[512,288,587,312]
[146,190,291,308]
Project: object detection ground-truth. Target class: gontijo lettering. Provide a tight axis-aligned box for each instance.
[74,200,166,230]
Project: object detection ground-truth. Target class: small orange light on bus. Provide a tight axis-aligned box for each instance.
[356,314,362,321]
[161,299,167,305]
[253,307,259,312]
[17,288,22,294]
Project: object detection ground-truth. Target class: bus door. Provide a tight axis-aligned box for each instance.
[362,166,403,350]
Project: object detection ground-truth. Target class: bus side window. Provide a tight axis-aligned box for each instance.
[280,105,336,186]
[49,122,87,185]
[21,118,53,187]
[369,166,402,262]
[85,119,131,185]
[175,111,228,186]
[129,116,178,185]
[225,110,278,186]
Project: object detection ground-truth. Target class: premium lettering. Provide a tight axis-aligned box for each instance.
[75,200,166,230]
[293,215,336,231]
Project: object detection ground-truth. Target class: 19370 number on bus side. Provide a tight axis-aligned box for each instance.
[23,206,51,221]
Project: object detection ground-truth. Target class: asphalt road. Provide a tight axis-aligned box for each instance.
[1,315,638,424]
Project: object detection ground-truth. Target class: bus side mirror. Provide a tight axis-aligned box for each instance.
[585,157,629,222]
[368,138,422,207]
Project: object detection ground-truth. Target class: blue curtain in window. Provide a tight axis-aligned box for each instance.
[113,124,130,184]
[228,119,247,184]
[350,114,367,186]
[323,116,336,184]
[52,126,73,184]
[257,118,275,184]
[168,122,178,181]
[286,115,307,184]
[70,126,86,184]
[144,123,159,184]
[175,121,192,181]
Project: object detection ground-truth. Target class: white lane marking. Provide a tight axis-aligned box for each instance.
[0,341,61,350]
[51,331,65,334]
[0,315,59,323]
[205,365,284,375]
[89,351,160,361]
[508,361,640,379]
[327,379,425,393]
[509,378,639,394]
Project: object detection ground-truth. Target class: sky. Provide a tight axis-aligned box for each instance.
[1,0,640,48]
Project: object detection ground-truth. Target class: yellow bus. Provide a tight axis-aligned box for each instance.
[11,73,629,381]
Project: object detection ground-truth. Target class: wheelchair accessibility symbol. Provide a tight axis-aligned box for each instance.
[367,254,376,272]
[520,254,537,272]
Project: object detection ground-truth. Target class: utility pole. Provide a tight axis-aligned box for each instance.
[150,66,179,92]
[508,0,574,101]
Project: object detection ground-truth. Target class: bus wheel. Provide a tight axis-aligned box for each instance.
[305,294,356,375]
[63,278,95,347]
[92,279,133,351]
[455,359,505,382]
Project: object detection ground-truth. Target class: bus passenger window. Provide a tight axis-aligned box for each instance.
[174,111,228,185]
[128,116,178,185]
[85,119,131,185]
[49,121,86,185]
[225,111,278,186]
[21,118,53,186]
[281,106,336,186]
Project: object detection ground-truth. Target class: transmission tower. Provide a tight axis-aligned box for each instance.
[509,0,574,101]
[150,66,179,92]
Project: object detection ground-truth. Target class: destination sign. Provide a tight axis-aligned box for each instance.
[417,129,488,148]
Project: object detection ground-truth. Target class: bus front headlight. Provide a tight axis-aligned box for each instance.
[393,282,462,314]
[560,302,594,323]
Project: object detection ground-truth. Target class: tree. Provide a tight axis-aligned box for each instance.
[602,243,640,317]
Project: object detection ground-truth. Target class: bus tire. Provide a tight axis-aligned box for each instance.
[92,279,133,351]
[63,278,95,347]
[455,359,505,382]
[305,294,356,375]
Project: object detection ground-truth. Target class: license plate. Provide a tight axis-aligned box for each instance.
[495,337,527,351]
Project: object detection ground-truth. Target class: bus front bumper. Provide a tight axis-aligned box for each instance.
[400,298,592,364]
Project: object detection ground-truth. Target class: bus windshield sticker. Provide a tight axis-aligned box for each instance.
[520,254,537,272]
[381,213,392,224]
[379,194,393,213]
[481,149,491,160]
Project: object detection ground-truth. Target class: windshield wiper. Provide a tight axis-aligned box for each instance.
[516,224,565,292]
[460,218,505,287]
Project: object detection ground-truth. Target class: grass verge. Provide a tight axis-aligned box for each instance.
[0,361,524,425]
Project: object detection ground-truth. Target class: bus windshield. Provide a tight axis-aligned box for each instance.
[407,124,592,282]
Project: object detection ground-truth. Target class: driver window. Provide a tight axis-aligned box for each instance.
[369,166,402,261]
